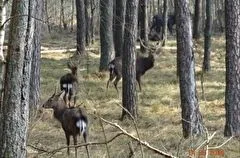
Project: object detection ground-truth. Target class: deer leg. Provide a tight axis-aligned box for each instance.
[106,73,116,92]
[65,133,70,155]
[113,76,121,95]
[73,95,77,107]
[73,135,78,158]
[83,132,90,158]
[68,93,72,108]
[136,75,142,92]
[63,93,67,104]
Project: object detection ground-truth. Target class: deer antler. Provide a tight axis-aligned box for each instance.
[138,37,163,53]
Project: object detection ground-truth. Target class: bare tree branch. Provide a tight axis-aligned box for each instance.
[208,136,234,149]
[28,132,124,156]
[0,14,46,30]
[100,117,176,158]
[99,116,111,158]
[115,103,144,158]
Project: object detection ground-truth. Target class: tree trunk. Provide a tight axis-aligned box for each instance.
[114,0,126,57]
[224,0,240,137]
[162,0,168,46]
[201,0,206,33]
[193,0,201,39]
[29,0,43,117]
[203,0,212,72]
[0,0,6,61]
[75,0,85,55]
[99,0,114,71]
[149,0,152,21]
[90,0,95,44]
[61,0,67,30]
[44,0,51,33]
[85,0,90,46]
[152,0,155,15]
[175,0,203,138]
[122,0,139,119]
[0,0,36,156]
[158,0,161,14]
[71,0,74,32]
[0,0,7,106]
[139,0,148,53]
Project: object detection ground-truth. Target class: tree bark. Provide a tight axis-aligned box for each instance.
[114,0,126,57]
[85,0,90,46]
[175,0,203,138]
[193,0,201,39]
[60,0,67,30]
[71,0,74,32]
[203,0,212,72]
[99,0,114,71]
[76,0,85,55]
[162,0,168,46]
[0,0,6,61]
[201,0,206,33]
[158,0,161,14]
[224,0,240,137]
[0,0,7,106]
[0,0,36,156]
[44,0,51,33]
[29,0,43,117]
[122,0,139,119]
[139,0,148,53]
[90,0,96,44]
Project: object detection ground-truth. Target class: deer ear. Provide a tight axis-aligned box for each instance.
[51,92,56,98]
[59,91,65,100]
[67,63,72,69]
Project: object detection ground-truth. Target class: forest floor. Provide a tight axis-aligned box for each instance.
[27,31,240,158]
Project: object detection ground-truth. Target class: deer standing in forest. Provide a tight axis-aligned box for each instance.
[43,91,90,158]
[60,63,78,107]
[107,40,162,94]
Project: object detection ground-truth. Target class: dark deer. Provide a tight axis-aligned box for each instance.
[43,91,90,158]
[107,41,162,94]
[60,63,78,107]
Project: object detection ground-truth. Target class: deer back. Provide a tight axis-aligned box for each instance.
[60,63,79,94]
[61,107,88,135]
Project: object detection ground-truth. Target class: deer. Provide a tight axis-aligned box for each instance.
[60,63,78,107]
[107,40,163,94]
[42,90,90,158]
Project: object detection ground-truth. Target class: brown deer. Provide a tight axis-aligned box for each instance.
[107,41,162,94]
[60,63,78,107]
[42,91,90,158]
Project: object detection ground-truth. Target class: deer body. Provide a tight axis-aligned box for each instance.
[136,54,155,90]
[43,92,89,158]
[107,53,155,93]
[60,64,78,107]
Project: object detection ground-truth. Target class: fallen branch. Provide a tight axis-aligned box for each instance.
[28,132,124,156]
[100,117,176,158]
[99,117,111,158]
[115,103,144,158]
[208,136,234,149]
[27,144,49,153]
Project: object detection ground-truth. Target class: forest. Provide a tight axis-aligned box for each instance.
[0,0,239,158]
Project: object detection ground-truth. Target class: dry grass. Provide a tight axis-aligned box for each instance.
[28,34,240,158]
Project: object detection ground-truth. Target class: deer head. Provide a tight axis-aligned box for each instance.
[42,91,66,109]
[67,62,78,76]
[139,38,163,59]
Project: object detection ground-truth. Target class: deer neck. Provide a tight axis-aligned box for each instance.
[147,55,155,68]
[53,100,68,122]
